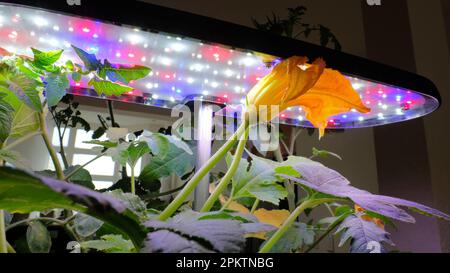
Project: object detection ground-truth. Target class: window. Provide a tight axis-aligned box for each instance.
[48,126,145,190]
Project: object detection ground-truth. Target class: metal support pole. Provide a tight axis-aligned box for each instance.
[193,101,214,210]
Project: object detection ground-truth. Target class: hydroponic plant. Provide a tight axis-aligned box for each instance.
[0,46,449,254]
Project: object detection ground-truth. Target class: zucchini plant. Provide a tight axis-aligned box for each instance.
[0,46,449,254]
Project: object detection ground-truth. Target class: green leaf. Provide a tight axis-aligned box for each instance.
[0,93,13,141]
[230,153,288,205]
[0,167,146,248]
[83,140,118,148]
[0,63,43,112]
[31,48,63,68]
[108,142,129,166]
[64,165,95,189]
[107,190,148,221]
[72,72,82,82]
[88,78,133,96]
[0,149,23,166]
[312,147,342,160]
[81,234,135,253]
[139,143,195,182]
[140,131,170,159]
[45,73,69,107]
[26,221,52,253]
[0,89,40,138]
[65,60,75,71]
[100,64,151,84]
[74,213,103,237]
[71,45,101,71]
[127,141,150,168]
[262,223,314,253]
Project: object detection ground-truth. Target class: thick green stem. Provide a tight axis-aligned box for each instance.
[250,199,260,214]
[157,123,247,221]
[0,210,7,253]
[201,125,249,212]
[259,198,337,253]
[130,167,136,195]
[39,112,64,180]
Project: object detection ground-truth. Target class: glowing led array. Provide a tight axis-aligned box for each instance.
[0,4,439,128]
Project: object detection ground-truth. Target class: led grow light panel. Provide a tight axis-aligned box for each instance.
[0,4,440,129]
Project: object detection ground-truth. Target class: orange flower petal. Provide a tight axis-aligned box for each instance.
[289,68,370,138]
[251,209,290,239]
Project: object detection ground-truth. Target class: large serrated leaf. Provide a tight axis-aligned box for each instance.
[143,230,213,253]
[45,72,69,107]
[1,68,43,112]
[143,211,246,253]
[81,234,135,253]
[89,78,133,96]
[31,48,63,68]
[281,156,450,223]
[71,45,101,71]
[139,142,195,182]
[230,153,289,205]
[261,222,315,253]
[0,167,146,248]
[100,64,151,84]
[0,93,13,141]
[336,214,393,253]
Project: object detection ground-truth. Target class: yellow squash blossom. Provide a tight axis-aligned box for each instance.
[246,56,371,138]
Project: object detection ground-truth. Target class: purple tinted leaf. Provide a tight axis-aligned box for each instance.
[0,167,145,248]
[143,230,213,253]
[40,174,126,213]
[241,223,277,234]
[281,157,450,223]
[144,211,246,253]
[336,214,394,253]
[145,218,245,253]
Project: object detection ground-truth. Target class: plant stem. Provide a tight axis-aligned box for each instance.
[304,215,345,253]
[200,125,249,212]
[130,166,136,195]
[58,131,69,169]
[250,199,260,214]
[274,147,296,212]
[259,198,337,253]
[39,112,64,180]
[3,131,41,151]
[5,217,67,232]
[7,242,15,253]
[157,122,247,221]
[0,210,7,253]
[65,152,105,181]
[107,100,117,127]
